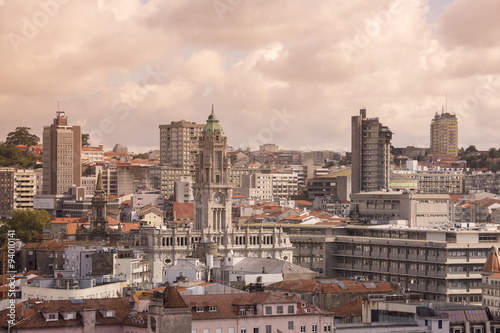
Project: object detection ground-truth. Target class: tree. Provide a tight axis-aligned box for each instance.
[465,145,478,154]
[489,147,498,161]
[458,147,465,156]
[0,144,38,168]
[5,127,39,146]
[0,209,51,244]
[82,133,90,147]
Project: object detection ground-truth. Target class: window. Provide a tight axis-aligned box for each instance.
[253,328,259,333]
[239,306,246,316]
[196,307,204,313]
[277,306,283,314]
[241,328,247,333]
[265,306,272,315]
[203,330,209,333]
[323,323,331,332]
[209,306,217,312]
[288,305,295,314]
[312,324,318,332]
[266,325,272,333]
[288,321,294,330]
[438,320,443,329]
[300,325,306,333]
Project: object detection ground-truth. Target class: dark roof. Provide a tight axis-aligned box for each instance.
[0,298,143,329]
[182,292,321,320]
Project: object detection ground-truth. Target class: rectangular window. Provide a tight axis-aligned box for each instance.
[438,320,443,329]
[277,305,283,314]
[300,325,306,333]
[288,305,295,313]
[196,307,204,313]
[241,328,247,333]
[265,306,272,315]
[203,330,209,333]
[288,321,294,330]
[323,323,331,332]
[253,328,259,333]
[266,325,271,333]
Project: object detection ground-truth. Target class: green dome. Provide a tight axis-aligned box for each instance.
[203,105,224,135]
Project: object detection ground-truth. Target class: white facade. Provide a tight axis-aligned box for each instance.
[22,281,126,301]
[132,189,165,210]
[175,176,194,203]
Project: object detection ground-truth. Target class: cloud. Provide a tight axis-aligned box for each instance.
[0,0,499,153]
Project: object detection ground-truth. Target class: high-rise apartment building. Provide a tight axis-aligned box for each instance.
[430,111,458,157]
[351,109,392,194]
[0,168,36,218]
[42,111,82,195]
[159,120,204,174]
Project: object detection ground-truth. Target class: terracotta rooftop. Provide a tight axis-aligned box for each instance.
[267,279,396,294]
[173,202,194,219]
[182,292,320,320]
[329,298,362,317]
[484,246,500,272]
[0,298,146,330]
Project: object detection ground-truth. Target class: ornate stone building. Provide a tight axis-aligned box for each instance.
[76,172,122,242]
[132,107,294,284]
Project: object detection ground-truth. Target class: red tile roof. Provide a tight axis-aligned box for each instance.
[329,298,362,317]
[173,202,194,220]
[182,292,320,320]
[0,298,145,330]
[268,279,396,294]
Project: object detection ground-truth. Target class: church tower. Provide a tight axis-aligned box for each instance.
[91,172,108,232]
[193,106,233,239]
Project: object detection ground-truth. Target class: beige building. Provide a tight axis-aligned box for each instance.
[330,223,498,305]
[22,278,127,301]
[42,111,82,195]
[351,109,392,194]
[430,111,458,157]
[349,191,449,227]
[159,120,204,173]
[0,168,36,218]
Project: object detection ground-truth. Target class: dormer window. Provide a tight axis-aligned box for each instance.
[196,307,204,313]
[209,306,217,312]
[44,313,58,321]
[239,306,246,315]
[63,312,76,320]
[99,309,115,318]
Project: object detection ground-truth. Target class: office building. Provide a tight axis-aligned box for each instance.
[329,223,498,305]
[159,119,204,173]
[430,111,458,157]
[42,111,82,195]
[351,109,392,194]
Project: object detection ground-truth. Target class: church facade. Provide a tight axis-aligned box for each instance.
[132,107,294,284]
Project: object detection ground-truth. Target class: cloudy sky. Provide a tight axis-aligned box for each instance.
[1,0,499,153]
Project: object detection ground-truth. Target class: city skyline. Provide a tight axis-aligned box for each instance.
[1,0,499,153]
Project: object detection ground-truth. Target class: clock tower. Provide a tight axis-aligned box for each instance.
[193,106,233,238]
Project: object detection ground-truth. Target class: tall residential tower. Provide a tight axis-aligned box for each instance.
[42,111,82,195]
[430,111,458,157]
[351,109,392,194]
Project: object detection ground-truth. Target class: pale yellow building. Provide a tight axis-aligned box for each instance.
[430,111,458,157]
